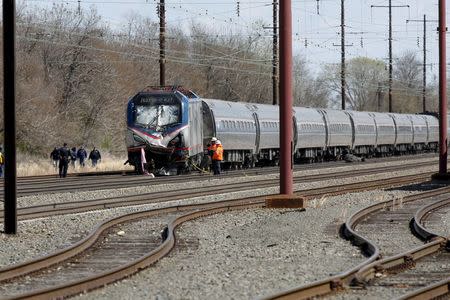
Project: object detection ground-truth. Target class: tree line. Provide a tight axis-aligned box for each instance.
[0,4,441,156]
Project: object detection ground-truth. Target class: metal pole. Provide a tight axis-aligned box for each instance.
[272,0,279,106]
[159,0,166,86]
[340,0,346,110]
[279,0,293,195]
[438,0,447,174]
[388,0,393,113]
[406,16,438,113]
[3,0,17,234]
[423,14,427,113]
[377,82,382,112]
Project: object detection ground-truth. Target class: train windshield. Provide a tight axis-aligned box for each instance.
[134,94,181,130]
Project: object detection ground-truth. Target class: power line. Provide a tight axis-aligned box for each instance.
[371,1,410,113]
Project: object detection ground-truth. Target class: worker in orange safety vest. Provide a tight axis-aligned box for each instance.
[212,139,223,175]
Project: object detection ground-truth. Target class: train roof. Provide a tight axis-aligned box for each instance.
[139,86,199,99]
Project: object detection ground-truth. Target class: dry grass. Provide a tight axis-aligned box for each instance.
[17,152,134,177]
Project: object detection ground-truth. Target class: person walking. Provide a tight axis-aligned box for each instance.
[58,143,71,178]
[77,146,87,167]
[50,147,59,169]
[89,147,101,167]
[211,139,223,175]
[70,147,77,169]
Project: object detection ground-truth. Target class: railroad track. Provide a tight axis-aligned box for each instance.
[263,186,450,300]
[396,198,450,300]
[0,163,439,299]
[0,165,435,221]
[0,198,265,299]
[0,155,439,197]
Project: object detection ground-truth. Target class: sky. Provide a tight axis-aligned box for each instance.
[19,0,449,78]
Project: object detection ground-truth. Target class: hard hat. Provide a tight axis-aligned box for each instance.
[211,137,217,142]
[216,140,221,145]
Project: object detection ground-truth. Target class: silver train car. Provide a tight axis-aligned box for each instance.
[126,87,440,174]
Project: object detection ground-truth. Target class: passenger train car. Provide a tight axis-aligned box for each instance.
[126,86,440,174]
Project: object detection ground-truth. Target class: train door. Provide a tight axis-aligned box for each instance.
[345,111,356,149]
[318,110,329,148]
[370,113,379,147]
[202,101,216,147]
[293,116,298,149]
[422,115,430,144]
[389,114,398,146]
[409,115,415,144]
[252,112,260,154]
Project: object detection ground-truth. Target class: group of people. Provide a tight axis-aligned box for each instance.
[207,137,223,175]
[50,144,102,178]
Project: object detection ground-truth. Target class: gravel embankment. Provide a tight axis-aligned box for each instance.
[75,188,420,300]
[424,204,450,237]
[0,157,442,300]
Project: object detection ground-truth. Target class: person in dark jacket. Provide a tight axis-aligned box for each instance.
[77,146,87,167]
[50,147,59,169]
[70,147,77,168]
[58,143,71,178]
[89,147,101,167]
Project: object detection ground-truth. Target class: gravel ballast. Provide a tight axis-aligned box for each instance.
[0,157,443,299]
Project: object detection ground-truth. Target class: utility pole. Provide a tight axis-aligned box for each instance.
[332,0,353,110]
[406,15,438,113]
[158,0,166,86]
[340,0,346,110]
[279,0,293,195]
[3,0,17,234]
[438,0,447,175]
[262,1,279,105]
[371,1,409,112]
[272,0,278,105]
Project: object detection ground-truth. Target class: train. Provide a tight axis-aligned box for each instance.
[126,86,443,175]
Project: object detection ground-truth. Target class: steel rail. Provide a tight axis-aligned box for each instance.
[0,168,437,293]
[387,198,450,300]
[0,198,265,284]
[396,277,450,300]
[0,199,265,300]
[0,170,434,221]
[413,197,450,241]
[262,186,450,300]
[0,158,438,197]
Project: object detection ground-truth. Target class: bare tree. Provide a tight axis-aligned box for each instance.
[320,57,387,111]
[393,50,422,112]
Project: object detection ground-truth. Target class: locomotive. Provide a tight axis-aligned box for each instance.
[126,86,441,174]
